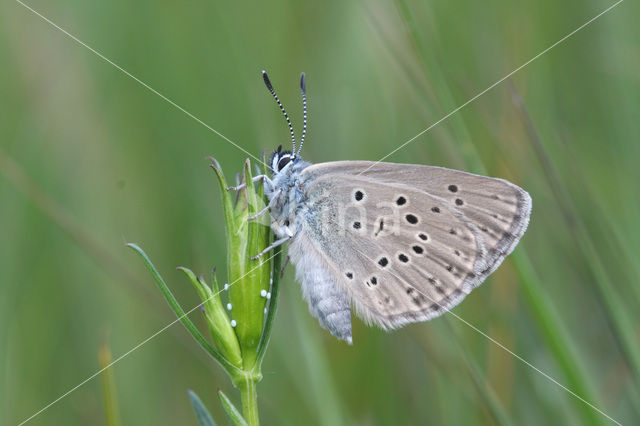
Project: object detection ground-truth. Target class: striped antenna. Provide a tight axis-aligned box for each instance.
[298,72,307,155]
[262,70,296,153]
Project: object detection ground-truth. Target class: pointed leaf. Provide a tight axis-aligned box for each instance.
[126,243,240,376]
[255,248,282,366]
[217,390,249,426]
[188,390,217,426]
[177,267,242,367]
[98,341,121,426]
[209,158,238,230]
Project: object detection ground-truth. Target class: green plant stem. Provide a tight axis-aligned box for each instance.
[98,341,122,426]
[239,376,259,426]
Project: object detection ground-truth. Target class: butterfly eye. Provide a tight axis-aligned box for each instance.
[277,156,292,171]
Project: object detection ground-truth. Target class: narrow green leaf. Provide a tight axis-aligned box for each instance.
[177,266,210,303]
[209,157,238,231]
[509,84,640,406]
[218,390,249,426]
[255,248,282,367]
[292,298,348,426]
[177,267,243,367]
[98,340,121,426]
[126,243,241,376]
[188,390,218,426]
[513,251,608,426]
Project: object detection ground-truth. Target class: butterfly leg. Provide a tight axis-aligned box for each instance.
[250,236,290,260]
[247,189,282,222]
[226,175,274,191]
[280,255,290,278]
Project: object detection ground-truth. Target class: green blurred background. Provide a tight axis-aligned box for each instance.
[1,0,638,424]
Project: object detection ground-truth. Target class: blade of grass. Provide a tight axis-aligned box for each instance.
[394,0,484,171]
[291,296,348,426]
[98,339,121,426]
[255,152,281,367]
[512,251,605,426]
[218,390,249,426]
[188,390,218,426]
[510,84,640,406]
[255,249,282,368]
[448,321,515,426]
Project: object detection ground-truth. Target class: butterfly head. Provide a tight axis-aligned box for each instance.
[270,144,300,175]
[262,70,307,173]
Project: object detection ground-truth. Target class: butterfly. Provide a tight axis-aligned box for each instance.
[236,71,531,344]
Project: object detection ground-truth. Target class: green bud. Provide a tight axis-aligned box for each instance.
[210,158,274,372]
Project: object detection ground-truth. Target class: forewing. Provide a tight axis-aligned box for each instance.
[299,161,531,329]
[303,161,531,276]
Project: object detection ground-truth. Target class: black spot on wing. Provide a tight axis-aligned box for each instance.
[405,214,419,225]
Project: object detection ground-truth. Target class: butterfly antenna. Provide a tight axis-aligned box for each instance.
[262,70,296,153]
[298,72,307,155]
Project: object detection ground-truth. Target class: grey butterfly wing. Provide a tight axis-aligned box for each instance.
[297,172,486,330]
[296,161,531,332]
[303,161,531,277]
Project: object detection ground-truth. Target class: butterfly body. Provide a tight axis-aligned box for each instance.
[266,153,356,342]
